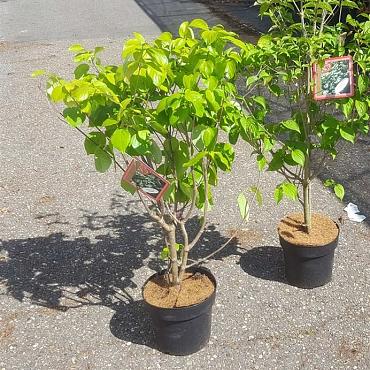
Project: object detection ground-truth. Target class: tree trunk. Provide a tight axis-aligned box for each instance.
[303,156,312,234]
[178,222,189,282]
[166,226,180,286]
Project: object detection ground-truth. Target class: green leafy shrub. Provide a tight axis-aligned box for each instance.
[239,0,370,232]
[37,19,254,285]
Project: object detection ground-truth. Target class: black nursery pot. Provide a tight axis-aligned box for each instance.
[142,266,216,356]
[279,224,339,289]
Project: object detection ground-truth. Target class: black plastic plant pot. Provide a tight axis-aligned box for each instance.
[279,225,339,289]
[142,266,216,356]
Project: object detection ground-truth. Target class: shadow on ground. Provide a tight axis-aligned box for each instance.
[0,193,239,346]
[110,300,155,347]
[134,0,221,34]
[317,136,370,226]
[134,0,261,39]
[238,245,286,283]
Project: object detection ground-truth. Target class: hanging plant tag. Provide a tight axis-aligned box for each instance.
[121,159,169,201]
[313,56,354,101]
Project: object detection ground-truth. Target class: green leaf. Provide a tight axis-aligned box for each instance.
[147,66,165,87]
[250,186,263,206]
[252,96,267,110]
[183,74,196,89]
[189,19,209,30]
[69,44,85,52]
[201,30,218,45]
[257,35,272,48]
[205,89,220,111]
[237,193,249,220]
[246,75,259,87]
[102,118,118,127]
[203,127,217,148]
[339,127,355,143]
[222,35,248,51]
[94,46,104,54]
[71,86,90,101]
[199,60,214,76]
[149,120,168,135]
[282,183,298,201]
[160,246,170,260]
[355,100,368,118]
[268,151,284,171]
[121,179,136,194]
[185,89,202,102]
[268,84,281,96]
[291,149,305,167]
[31,69,45,77]
[157,32,172,42]
[74,64,90,79]
[225,60,236,79]
[111,128,131,153]
[185,90,204,117]
[206,76,218,91]
[357,75,368,95]
[150,141,162,164]
[342,0,359,8]
[274,186,284,204]
[342,99,354,119]
[63,107,85,127]
[160,243,183,260]
[178,21,190,38]
[334,184,345,201]
[184,151,207,168]
[282,119,301,133]
[120,97,131,110]
[50,86,64,102]
[257,154,267,171]
[73,52,93,63]
[84,132,106,155]
[324,179,335,187]
[94,148,112,173]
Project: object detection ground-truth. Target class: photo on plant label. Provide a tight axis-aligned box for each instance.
[313,56,354,100]
[121,159,169,201]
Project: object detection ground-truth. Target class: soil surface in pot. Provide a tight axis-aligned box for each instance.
[278,213,339,247]
[143,272,214,308]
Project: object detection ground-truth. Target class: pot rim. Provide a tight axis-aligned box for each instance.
[278,213,340,249]
[142,266,216,311]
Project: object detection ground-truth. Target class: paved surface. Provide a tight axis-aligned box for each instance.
[0,1,369,369]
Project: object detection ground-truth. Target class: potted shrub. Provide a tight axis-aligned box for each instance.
[239,1,369,288]
[34,19,250,354]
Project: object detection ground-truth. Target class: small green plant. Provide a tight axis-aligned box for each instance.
[35,19,253,286]
[239,0,369,232]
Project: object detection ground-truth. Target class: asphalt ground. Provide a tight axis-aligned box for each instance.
[0,1,369,369]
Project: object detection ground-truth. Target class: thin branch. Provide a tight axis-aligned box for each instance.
[137,191,171,231]
[183,166,197,222]
[282,165,302,181]
[319,9,327,35]
[53,109,127,173]
[187,171,263,268]
[188,158,209,250]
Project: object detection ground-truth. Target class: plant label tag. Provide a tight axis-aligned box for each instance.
[121,159,170,202]
[313,56,354,101]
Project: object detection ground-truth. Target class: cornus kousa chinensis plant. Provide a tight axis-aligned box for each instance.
[34,19,258,287]
[239,0,370,233]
